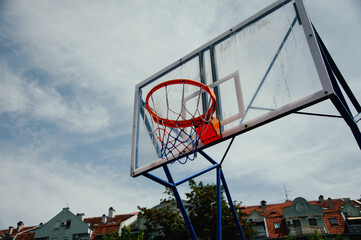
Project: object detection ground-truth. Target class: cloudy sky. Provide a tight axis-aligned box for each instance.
[0,0,360,229]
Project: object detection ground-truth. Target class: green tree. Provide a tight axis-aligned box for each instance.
[307,230,327,240]
[138,198,189,240]
[235,201,256,240]
[138,179,254,239]
[101,230,119,240]
[185,180,239,239]
[101,228,143,240]
[120,226,144,240]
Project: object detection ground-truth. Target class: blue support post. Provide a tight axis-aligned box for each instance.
[220,168,246,240]
[142,153,245,240]
[198,149,218,165]
[216,167,222,240]
[142,172,173,188]
[312,25,361,149]
[175,163,219,186]
[163,165,198,240]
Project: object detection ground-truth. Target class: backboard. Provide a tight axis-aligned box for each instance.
[131,0,335,177]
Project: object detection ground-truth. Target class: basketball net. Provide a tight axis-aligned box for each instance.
[144,79,220,164]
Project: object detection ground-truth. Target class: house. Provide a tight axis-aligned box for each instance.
[240,196,361,239]
[1,207,138,240]
[83,208,138,240]
[0,222,38,240]
[34,207,93,240]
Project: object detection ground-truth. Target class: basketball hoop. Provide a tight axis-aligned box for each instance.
[144,79,221,163]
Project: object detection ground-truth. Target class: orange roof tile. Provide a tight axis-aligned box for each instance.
[0,226,38,240]
[84,213,137,240]
[240,198,361,238]
[14,231,35,240]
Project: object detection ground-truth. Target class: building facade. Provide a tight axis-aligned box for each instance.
[241,196,361,239]
[0,208,138,240]
[34,207,92,240]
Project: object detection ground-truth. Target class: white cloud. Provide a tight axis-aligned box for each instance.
[0,62,110,133]
[0,63,27,113]
[0,0,360,230]
[0,146,162,228]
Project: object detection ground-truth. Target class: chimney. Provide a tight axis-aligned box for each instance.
[328,197,333,207]
[261,200,267,213]
[76,213,85,221]
[101,214,107,224]
[108,207,115,219]
[8,227,14,236]
[319,195,324,203]
[16,222,24,232]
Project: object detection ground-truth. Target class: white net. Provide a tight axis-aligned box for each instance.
[144,80,216,163]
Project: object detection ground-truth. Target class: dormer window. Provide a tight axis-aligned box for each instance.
[274,222,281,229]
[329,218,338,226]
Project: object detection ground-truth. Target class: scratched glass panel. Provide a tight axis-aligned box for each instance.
[214,3,322,125]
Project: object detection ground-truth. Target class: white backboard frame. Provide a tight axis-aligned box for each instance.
[131,0,335,177]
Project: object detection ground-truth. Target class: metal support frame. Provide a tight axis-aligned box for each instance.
[163,165,197,240]
[216,167,222,240]
[312,25,361,149]
[142,145,246,240]
[135,0,360,238]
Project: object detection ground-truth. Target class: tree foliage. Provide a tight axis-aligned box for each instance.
[138,180,254,239]
[138,201,189,240]
[287,232,343,240]
[120,226,144,240]
[101,228,143,240]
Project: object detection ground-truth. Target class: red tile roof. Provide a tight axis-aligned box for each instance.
[84,213,137,240]
[84,214,136,227]
[13,231,35,240]
[0,226,38,240]
[240,201,293,238]
[240,198,361,238]
[0,212,139,240]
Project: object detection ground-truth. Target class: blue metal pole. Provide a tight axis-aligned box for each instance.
[175,163,219,186]
[142,172,173,188]
[220,169,245,240]
[198,149,218,165]
[217,167,222,240]
[163,165,198,240]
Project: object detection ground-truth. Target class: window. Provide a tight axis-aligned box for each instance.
[293,219,301,228]
[66,220,71,229]
[308,218,317,226]
[274,222,281,229]
[329,218,338,226]
[54,221,60,229]
[254,222,267,237]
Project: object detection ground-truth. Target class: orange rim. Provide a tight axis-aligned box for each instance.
[145,79,217,128]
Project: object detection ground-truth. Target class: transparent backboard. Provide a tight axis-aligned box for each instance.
[131,0,333,177]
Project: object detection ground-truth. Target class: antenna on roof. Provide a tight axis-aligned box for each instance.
[284,185,291,201]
